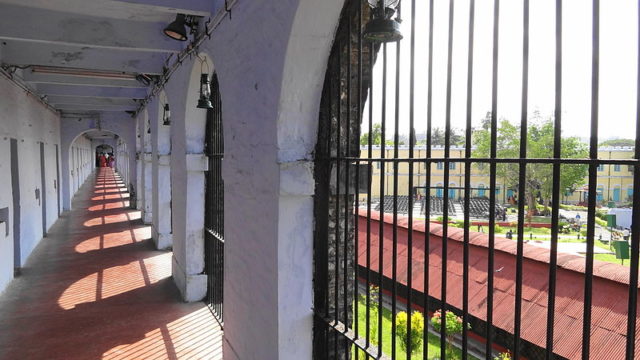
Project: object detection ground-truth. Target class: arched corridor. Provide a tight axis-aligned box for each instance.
[0,168,221,359]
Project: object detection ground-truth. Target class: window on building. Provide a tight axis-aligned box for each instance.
[597,164,604,171]
[614,164,621,172]
[449,162,456,170]
[437,162,444,170]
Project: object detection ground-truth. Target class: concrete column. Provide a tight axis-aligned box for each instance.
[143,153,153,224]
[152,155,172,249]
[136,152,143,210]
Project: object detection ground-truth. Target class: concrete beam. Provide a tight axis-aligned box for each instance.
[36,84,148,98]
[56,104,138,112]
[23,71,146,88]
[0,5,184,53]
[2,41,165,74]
[0,0,210,20]
[111,0,212,16]
[48,95,139,106]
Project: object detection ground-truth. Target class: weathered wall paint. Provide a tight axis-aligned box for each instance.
[0,75,61,294]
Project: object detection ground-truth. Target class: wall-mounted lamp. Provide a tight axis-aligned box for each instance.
[197,74,213,109]
[164,14,198,41]
[196,55,213,109]
[363,0,402,43]
[163,103,171,125]
[164,14,189,41]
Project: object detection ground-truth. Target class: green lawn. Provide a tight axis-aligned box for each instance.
[353,297,480,360]
[594,253,629,266]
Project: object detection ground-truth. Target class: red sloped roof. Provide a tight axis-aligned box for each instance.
[356,210,639,360]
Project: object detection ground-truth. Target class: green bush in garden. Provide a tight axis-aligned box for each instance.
[494,352,512,360]
[396,311,425,356]
[430,310,470,357]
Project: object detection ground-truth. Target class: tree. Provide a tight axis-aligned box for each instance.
[416,127,465,146]
[360,123,382,145]
[600,138,635,147]
[473,117,588,223]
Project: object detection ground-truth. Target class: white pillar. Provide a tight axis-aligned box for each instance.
[153,155,173,249]
[143,153,153,224]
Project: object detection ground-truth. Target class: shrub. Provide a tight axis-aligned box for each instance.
[431,309,470,356]
[368,285,380,341]
[431,310,466,337]
[396,311,424,355]
[595,217,608,227]
[494,224,503,233]
[494,352,512,360]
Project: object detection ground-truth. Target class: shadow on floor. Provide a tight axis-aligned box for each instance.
[0,168,222,360]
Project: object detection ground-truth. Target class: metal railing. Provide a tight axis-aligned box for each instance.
[205,73,225,324]
[313,0,640,359]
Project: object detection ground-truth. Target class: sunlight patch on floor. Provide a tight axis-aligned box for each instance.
[102,307,223,360]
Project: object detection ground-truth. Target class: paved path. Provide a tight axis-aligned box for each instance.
[0,168,222,360]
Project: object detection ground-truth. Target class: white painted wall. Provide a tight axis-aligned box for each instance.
[0,138,13,294]
[0,74,61,294]
[69,135,92,199]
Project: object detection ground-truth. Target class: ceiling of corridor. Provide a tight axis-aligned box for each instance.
[0,0,214,117]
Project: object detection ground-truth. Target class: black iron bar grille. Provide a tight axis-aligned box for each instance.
[205,73,224,324]
[312,0,640,359]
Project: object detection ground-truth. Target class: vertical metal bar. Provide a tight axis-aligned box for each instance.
[487,0,500,356]
[463,0,475,358]
[366,9,374,349]
[354,2,362,345]
[423,1,434,358]
[377,42,388,354]
[440,0,455,358]
[546,0,562,357]
[344,8,352,349]
[391,4,402,357]
[582,0,599,358]
[406,0,416,358]
[625,2,640,357]
[334,35,342,356]
[513,1,529,358]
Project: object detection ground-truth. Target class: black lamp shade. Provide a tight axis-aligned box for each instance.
[363,17,402,43]
[164,14,188,41]
[197,74,213,109]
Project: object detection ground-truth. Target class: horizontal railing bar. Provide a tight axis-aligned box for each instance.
[322,157,640,165]
[315,314,392,360]
[205,228,225,243]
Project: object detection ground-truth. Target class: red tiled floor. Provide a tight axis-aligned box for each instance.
[0,168,222,360]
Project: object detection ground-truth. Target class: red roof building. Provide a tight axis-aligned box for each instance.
[357,210,639,359]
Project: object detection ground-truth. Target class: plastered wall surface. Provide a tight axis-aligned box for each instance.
[0,75,61,294]
[0,138,13,292]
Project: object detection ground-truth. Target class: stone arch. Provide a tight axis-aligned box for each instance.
[192,0,346,356]
[60,115,135,211]
[162,51,215,302]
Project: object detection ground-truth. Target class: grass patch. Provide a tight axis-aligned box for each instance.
[353,296,480,360]
[594,253,629,266]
